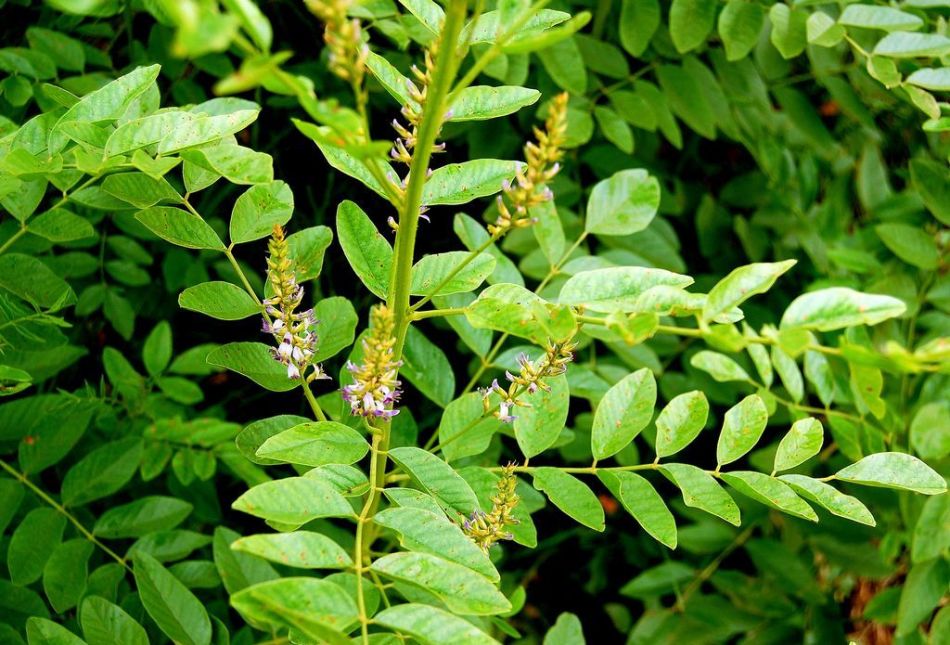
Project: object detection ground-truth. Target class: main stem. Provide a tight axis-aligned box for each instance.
[353,2,468,639]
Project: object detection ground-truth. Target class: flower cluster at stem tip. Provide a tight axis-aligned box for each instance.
[463,463,520,552]
[263,226,328,382]
[342,304,403,418]
[488,91,569,236]
[387,36,449,230]
[481,339,577,423]
[304,0,368,84]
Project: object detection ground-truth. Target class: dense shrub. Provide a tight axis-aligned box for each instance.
[0,1,947,644]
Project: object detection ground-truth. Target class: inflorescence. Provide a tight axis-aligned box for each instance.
[342,305,403,418]
[462,464,521,552]
[263,226,328,382]
[304,0,368,84]
[488,92,569,236]
[481,339,577,423]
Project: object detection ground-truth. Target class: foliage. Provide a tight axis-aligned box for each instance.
[0,0,948,644]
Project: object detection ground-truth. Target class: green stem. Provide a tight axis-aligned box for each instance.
[353,3,469,640]
[675,525,755,611]
[301,379,329,422]
[0,460,131,572]
[410,307,466,321]
[0,227,28,256]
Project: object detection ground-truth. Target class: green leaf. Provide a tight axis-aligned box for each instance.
[532,467,605,531]
[336,200,392,299]
[373,604,499,645]
[584,169,660,236]
[834,452,947,495]
[26,27,85,71]
[94,496,193,538]
[213,527,278,595]
[220,0,272,51]
[769,3,807,59]
[61,437,143,507]
[906,67,950,91]
[716,394,768,467]
[543,613,585,644]
[410,252,495,296]
[619,0,660,57]
[449,86,540,122]
[388,446,480,516]
[779,475,875,526]
[669,0,717,53]
[910,401,950,461]
[8,508,65,585]
[465,283,549,344]
[771,345,803,402]
[0,253,76,308]
[51,65,160,151]
[660,463,740,526]
[288,225,333,281]
[143,321,172,377]
[807,11,845,47]
[594,106,634,154]
[773,418,823,472]
[702,260,796,323]
[230,181,293,244]
[655,391,709,458]
[133,551,211,645]
[179,281,260,320]
[718,0,764,61]
[160,99,261,154]
[401,326,456,406]
[231,532,352,569]
[912,495,950,563]
[206,342,299,392]
[559,267,693,313]
[875,223,939,270]
[422,159,521,206]
[81,596,148,645]
[230,578,356,644]
[536,40,589,95]
[25,618,84,645]
[897,559,949,637]
[780,287,905,331]
[135,206,226,250]
[255,421,369,467]
[656,62,716,139]
[373,506,498,581]
[874,32,950,58]
[27,208,95,243]
[180,144,273,185]
[514,373,570,458]
[620,562,694,599]
[599,471,676,548]
[438,393,504,462]
[839,5,923,32]
[102,173,182,209]
[911,157,950,225]
[690,350,750,383]
[232,477,356,526]
[720,471,818,521]
[312,297,358,362]
[293,121,394,201]
[43,539,92,613]
[371,552,511,615]
[591,368,656,460]
[400,0,444,34]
